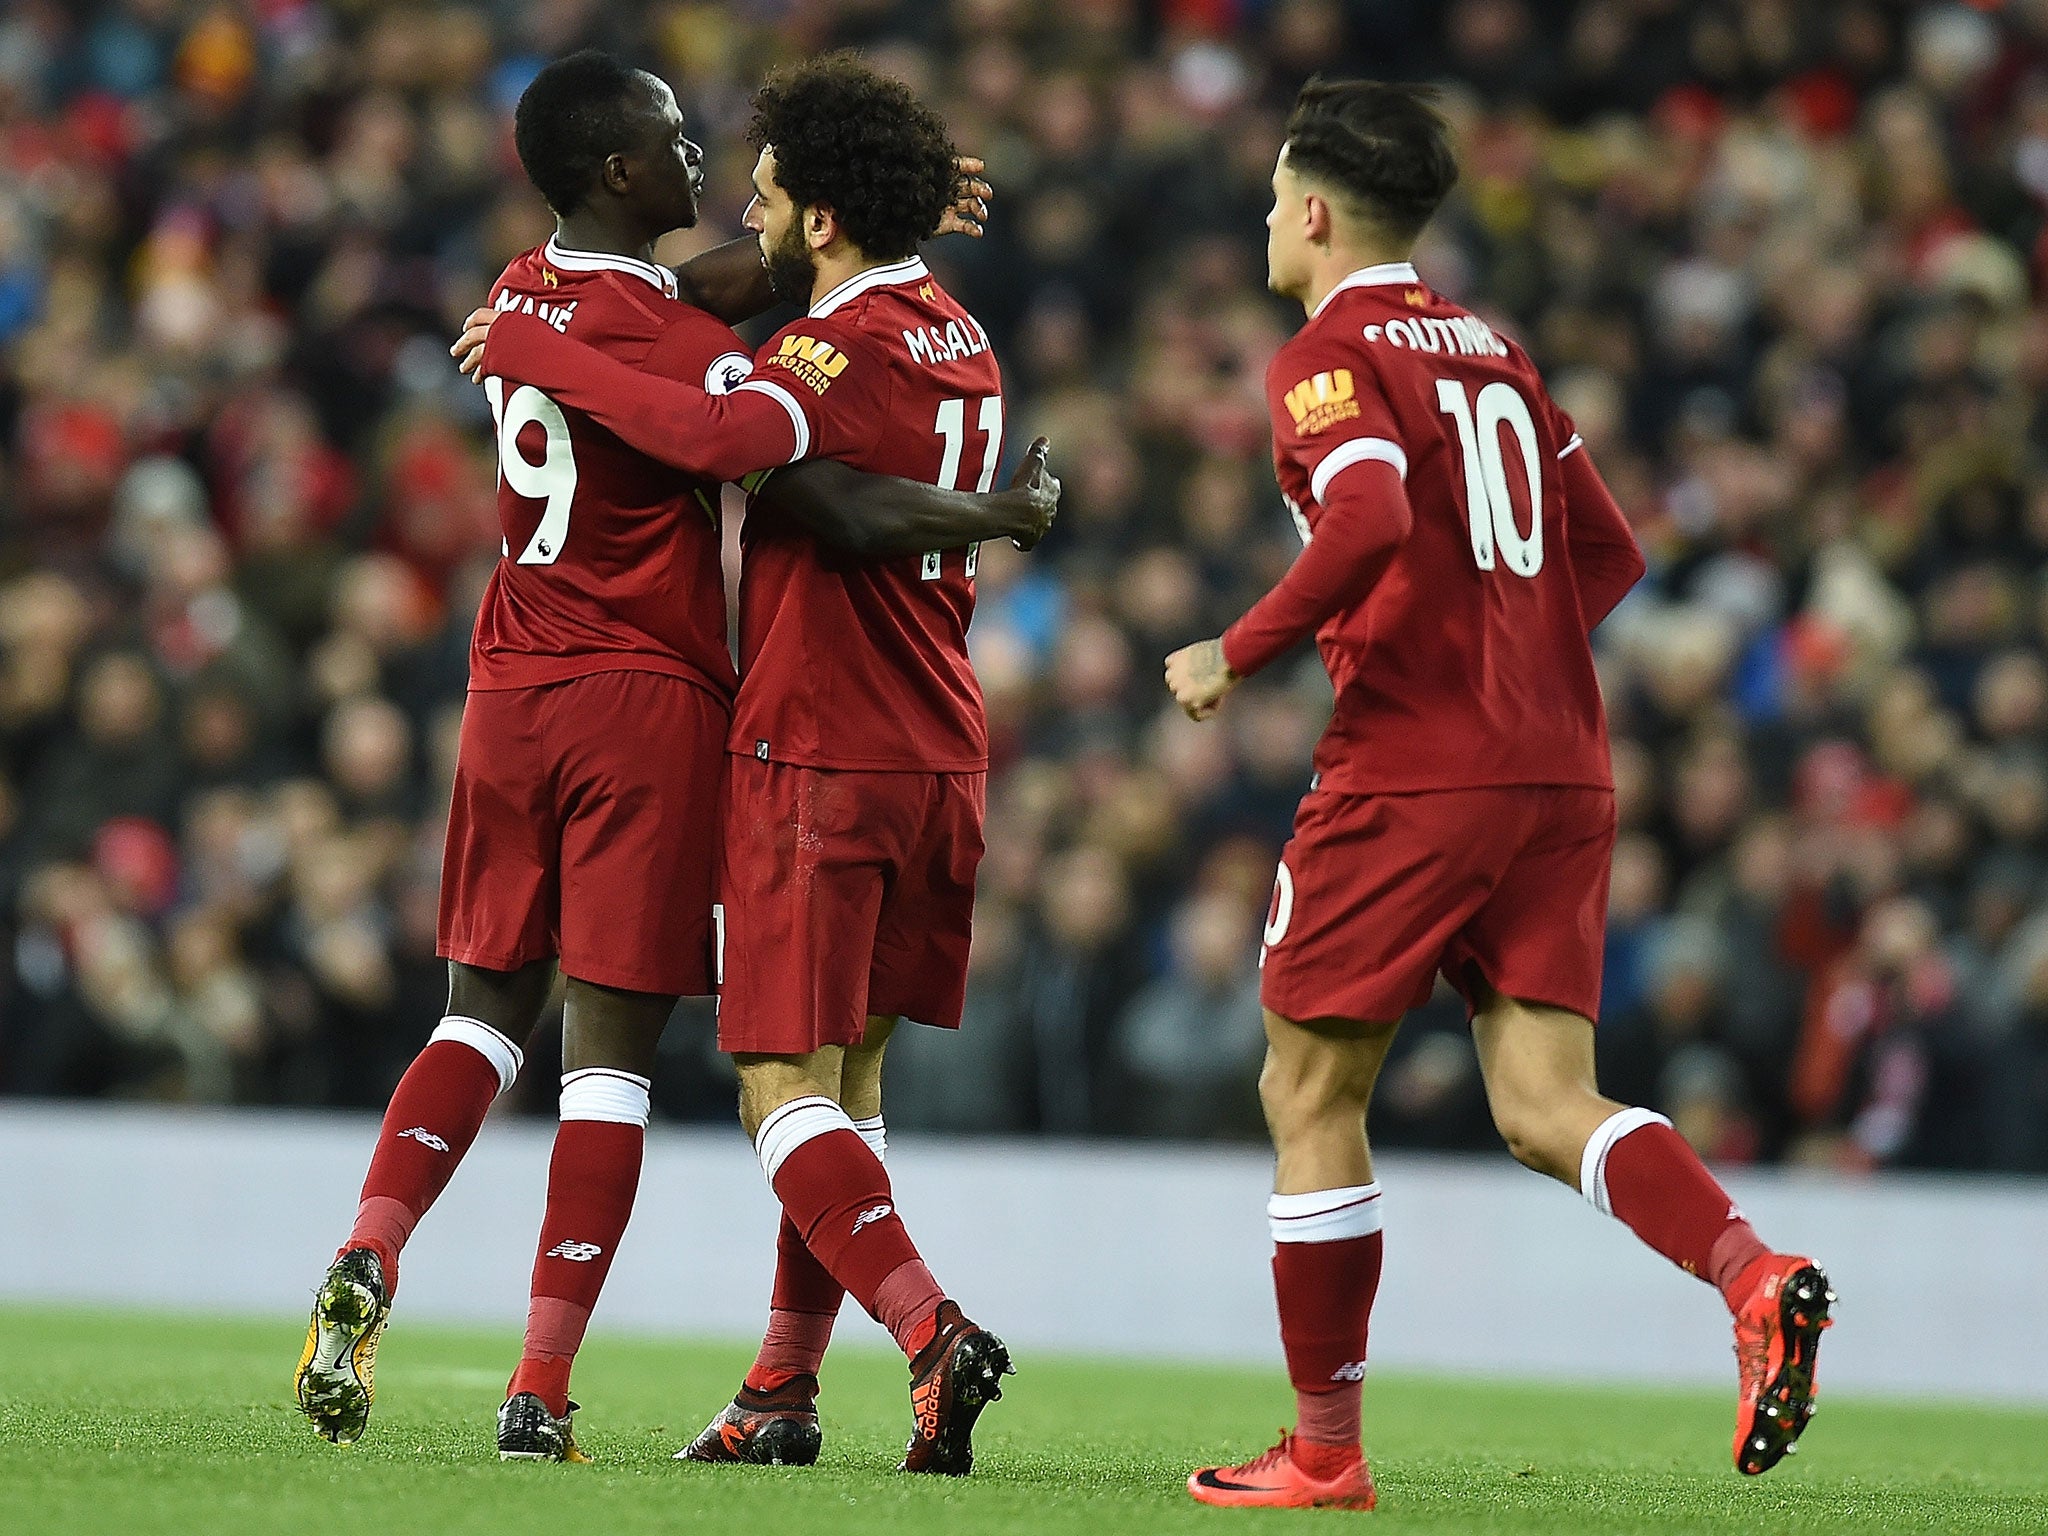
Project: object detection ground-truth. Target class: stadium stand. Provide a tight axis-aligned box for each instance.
[2,0,2045,1172]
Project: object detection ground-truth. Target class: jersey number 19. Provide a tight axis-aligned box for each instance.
[485,376,578,566]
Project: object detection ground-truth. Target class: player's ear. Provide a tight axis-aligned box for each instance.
[1302,191,1335,248]
[806,203,838,251]
[600,150,631,196]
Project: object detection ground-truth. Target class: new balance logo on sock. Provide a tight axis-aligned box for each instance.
[1329,1361,1367,1383]
[850,1203,892,1237]
[398,1127,450,1152]
[545,1240,603,1262]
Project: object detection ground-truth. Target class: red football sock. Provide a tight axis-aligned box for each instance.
[757,1097,942,1361]
[1586,1109,1771,1313]
[346,1021,519,1294]
[507,1072,648,1418]
[744,1214,844,1395]
[1270,1185,1384,1450]
[873,1259,946,1357]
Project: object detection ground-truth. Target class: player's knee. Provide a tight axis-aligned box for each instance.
[1259,1047,1369,1144]
[1489,1095,1571,1179]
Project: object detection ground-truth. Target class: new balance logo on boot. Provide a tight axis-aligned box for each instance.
[851,1203,893,1237]
[545,1240,604,1263]
[397,1127,450,1152]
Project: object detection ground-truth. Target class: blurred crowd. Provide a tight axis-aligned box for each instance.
[4,0,2047,1173]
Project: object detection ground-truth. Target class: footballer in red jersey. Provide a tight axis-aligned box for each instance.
[459,56,1028,1476]
[297,51,1035,1464]
[1165,81,1833,1508]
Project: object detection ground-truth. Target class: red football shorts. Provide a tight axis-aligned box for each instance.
[1259,783,1615,1024]
[438,669,727,996]
[716,755,985,1055]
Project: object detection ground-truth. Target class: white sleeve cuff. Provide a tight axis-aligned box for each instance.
[735,377,811,464]
[1310,436,1407,505]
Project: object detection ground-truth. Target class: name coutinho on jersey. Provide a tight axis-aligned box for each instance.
[1284,369,1362,435]
[768,334,849,394]
[1360,314,1510,357]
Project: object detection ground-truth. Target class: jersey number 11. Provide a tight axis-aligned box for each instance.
[923,395,1004,581]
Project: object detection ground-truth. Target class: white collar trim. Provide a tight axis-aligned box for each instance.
[544,236,678,299]
[1311,262,1422,319]
[812,256,929,318]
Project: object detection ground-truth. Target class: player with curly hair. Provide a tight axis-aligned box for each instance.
[464,52,1027,1476]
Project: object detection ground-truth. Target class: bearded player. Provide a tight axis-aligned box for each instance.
[1164,80,1833,1510]
[295,51,1047,1462]
[461,56,1028,1476]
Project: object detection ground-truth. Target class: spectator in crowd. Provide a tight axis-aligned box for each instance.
[4,0,2048,1173]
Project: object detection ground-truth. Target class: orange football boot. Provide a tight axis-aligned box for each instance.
[1731,1255,1835,1475]
[1189,1432,1378,1510]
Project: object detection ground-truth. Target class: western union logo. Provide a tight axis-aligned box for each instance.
[777,335,848,376]
[1284,370,1361,433]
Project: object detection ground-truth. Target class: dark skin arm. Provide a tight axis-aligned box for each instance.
[752,437,1059,558]
[669,236,780,328]
[670,158,994,325]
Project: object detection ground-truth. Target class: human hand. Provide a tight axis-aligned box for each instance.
[1164,638,1239,721]
[450,307,498,379]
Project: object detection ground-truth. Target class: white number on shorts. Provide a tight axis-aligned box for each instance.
[1435,379,1543,577]
[925,394,1004,579]
[485,376,578,566]
[1261,862,1295,968]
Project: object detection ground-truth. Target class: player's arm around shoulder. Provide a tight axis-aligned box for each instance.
[452,302,805,483]
[757,437,1059,561]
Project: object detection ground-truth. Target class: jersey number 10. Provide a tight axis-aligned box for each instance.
[923,394,1004,581]
[1435,379,1543,578]
[484,376,577,566]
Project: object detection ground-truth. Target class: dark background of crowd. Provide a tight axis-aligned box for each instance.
[3,0,2047,1174]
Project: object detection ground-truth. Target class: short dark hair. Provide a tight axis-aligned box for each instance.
[747,52,957,261]
[1284,80,1458,241]
[514,49,651,217]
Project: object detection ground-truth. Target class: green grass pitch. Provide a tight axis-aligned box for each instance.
[1,1308,2043,1534]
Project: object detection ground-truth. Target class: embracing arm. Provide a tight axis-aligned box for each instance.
[756,437,1059,557]
[477,310,801,482]
[670,238,776,327]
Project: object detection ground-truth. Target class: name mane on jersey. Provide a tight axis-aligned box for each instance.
[493,286,579,333]
[902,315,990,368]
[1359,313,1509,357]
[766,334,849,394]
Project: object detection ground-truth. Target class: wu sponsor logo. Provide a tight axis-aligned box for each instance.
[771,334,850,394]
[398,1127,450,1152]
[850,1203,892,1237]
[1330,1360,1368,1383]
[546,1240,604,1263]
[1283,370,1361,435]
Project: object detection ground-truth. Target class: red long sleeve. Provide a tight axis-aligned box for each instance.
[483,311,802,483]
[1559,440,1645,629]
[1221,459,1411,678]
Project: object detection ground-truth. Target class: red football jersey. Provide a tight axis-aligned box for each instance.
[1225,262,1626,795]
[469,237,754,701]
[729,256,1003,772]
